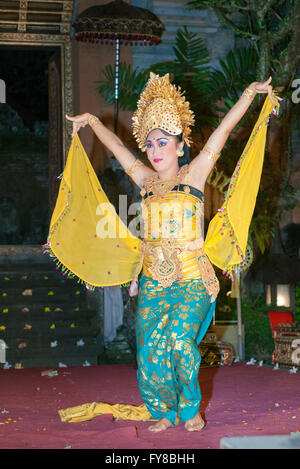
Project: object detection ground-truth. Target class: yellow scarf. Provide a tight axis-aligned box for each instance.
[204,94,280,279]
[43,94,279,290]
[44,134,142,291]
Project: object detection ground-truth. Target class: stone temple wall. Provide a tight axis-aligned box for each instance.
[131,0,235,71]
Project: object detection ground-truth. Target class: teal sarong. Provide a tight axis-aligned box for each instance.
[136,274,216,425]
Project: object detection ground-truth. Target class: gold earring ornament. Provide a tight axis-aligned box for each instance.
[176,148,184,157]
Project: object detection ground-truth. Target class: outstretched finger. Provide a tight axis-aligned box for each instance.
[264,76,272,86]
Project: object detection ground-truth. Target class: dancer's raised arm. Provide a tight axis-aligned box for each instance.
[188,77,281,187]
[66,113,155,187]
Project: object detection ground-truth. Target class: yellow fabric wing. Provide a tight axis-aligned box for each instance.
[43,133,142,290]
[204,94,280,279]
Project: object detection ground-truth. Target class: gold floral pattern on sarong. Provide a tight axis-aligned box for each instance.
[136,275,216,424]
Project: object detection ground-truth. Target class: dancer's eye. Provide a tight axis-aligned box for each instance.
[158,140,167,147]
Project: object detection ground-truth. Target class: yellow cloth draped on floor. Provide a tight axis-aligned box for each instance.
[203,94,280,279]
[58,402,155,423]
[43,95,279,291]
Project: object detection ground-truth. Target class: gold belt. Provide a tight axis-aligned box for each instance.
[142,238,203,287]
[141,237,220,298]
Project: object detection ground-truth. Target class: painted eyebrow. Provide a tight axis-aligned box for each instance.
[146,137,169,143]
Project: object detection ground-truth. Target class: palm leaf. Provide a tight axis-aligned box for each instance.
[147,26,212,131]
[208,46,258,114]
[96,63,148,111]
[173,26,211,74]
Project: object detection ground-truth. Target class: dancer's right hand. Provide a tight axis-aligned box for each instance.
[66,113,90,138]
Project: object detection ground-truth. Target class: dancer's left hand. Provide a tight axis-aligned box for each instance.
[250,77,283,104]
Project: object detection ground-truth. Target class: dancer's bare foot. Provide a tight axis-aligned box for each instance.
[184,412,205,432]
[148,417,173,432]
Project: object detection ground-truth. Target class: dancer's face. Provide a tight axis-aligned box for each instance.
[145,129,183,172]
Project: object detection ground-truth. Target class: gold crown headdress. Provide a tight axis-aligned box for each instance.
[132,72,195,152]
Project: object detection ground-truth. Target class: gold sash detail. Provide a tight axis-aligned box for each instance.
[143,241,219,296]
[143,238,183,288]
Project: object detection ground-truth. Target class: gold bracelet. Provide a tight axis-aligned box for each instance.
[242,87,255,100]
[88,114,101,127]
[125,159,144,177]
[202,144,220,163]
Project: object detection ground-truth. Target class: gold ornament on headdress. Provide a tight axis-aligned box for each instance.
[132,72,195,152]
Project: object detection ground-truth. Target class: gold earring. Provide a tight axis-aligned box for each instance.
[176,148,184,157]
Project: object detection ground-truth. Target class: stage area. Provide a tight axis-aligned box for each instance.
[0,363,299,449]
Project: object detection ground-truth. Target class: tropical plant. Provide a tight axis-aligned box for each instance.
[241,294,275,363]
[208,46,258,112]
[186,0,300,83]
[187,0,300,229]
[96,62,149,111]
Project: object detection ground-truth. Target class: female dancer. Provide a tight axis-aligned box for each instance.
[61,73,278,433]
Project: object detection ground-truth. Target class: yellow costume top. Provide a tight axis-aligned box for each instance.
[128,164,220,299]
[43,93,279,293]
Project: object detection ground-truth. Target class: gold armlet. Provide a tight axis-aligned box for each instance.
[125,159,144,177]
[88,114,101,128]
[202,144,220,164]
[242,87,256,101]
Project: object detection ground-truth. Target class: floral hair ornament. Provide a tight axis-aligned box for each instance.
[132,72,195,152]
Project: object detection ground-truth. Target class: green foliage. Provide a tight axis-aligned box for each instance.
[215,277,276,362]
[96,63,149,111]
[209,47,258,109]
[241,295,275,363]
[187,0,296,51]
[249,213,275,255]
[215,269,237,322]
[153,25,211,79]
